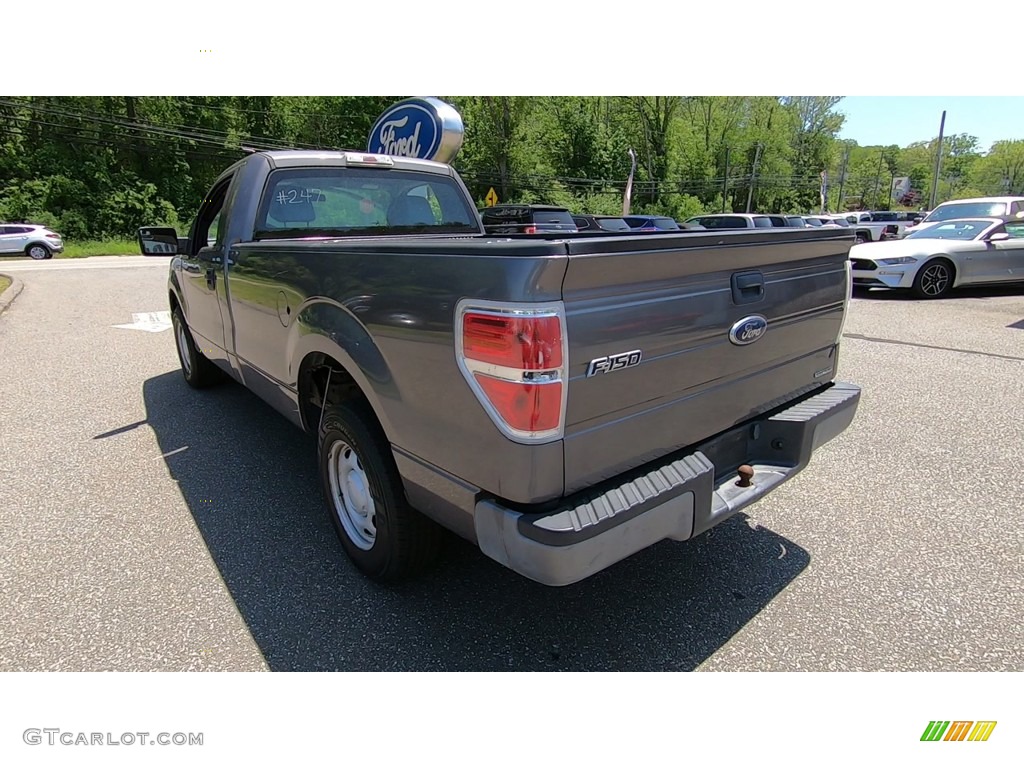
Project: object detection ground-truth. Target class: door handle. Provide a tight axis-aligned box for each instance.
[731,271,765,305]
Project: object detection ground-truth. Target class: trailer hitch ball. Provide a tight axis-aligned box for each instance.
[736,465,754,488]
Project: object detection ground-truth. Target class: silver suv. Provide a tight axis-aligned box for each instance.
[0,223,65,259]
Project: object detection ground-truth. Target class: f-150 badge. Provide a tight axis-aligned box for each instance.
[586,350,642,377]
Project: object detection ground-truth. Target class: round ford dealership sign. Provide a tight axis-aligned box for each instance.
[367,97,464,164]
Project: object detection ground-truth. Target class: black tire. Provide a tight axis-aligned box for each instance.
[26,243,51,260]
[854,232,870,244]
[318,400,442,583]
[911,259,954,299]
[171,306,224,388]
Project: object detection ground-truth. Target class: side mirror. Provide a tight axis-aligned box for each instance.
[987,231,1010,242]
[138,227,181,256]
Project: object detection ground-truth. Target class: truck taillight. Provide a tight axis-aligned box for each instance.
[457,302,568,442]
[523,225,537,234]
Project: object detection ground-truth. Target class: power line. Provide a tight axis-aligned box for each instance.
[0,115,244,161]
[0,98,319,152]
[0,122,242,165]
[176,97,330,119]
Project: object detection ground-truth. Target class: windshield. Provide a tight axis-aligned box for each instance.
[926,202,1008,222]
[906,219,992,240]
[255,167,480,238]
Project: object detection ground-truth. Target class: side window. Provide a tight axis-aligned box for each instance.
[208,212,222,247]
[192,178,232,255]
[1003,222,1024,239]
[753,217,773,228]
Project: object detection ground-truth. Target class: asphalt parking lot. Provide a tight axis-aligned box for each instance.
[1,256,1022,671]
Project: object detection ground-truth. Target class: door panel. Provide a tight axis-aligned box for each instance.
[179,186,230,363]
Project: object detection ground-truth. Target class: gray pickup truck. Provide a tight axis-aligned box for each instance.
[139,149,861,587]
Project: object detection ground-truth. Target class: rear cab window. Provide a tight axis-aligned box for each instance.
[531,209,576,228]
[255,167,480,238]
[596,217,631,232]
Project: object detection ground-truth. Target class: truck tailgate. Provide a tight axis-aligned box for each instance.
[560,229,852,494]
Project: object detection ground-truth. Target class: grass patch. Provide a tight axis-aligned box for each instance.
[0,275,11,295]
[59,239,141,258]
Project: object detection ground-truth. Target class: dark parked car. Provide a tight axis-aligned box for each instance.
[622,215,682,232]
[480,204,578,234]
[572,214,633,233]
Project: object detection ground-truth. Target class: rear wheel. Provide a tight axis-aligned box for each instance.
[912,259,954,299]
[318,400,442,583]
[26,243,51,260]
[854,232,870,244]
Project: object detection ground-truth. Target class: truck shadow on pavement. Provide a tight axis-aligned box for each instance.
[143,371,810,672]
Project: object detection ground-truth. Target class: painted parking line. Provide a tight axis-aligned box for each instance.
[113,311,172,333]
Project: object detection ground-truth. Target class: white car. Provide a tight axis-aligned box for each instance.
[0,223,64,259]
[850,217,1024,298]
[904,196,1024,236]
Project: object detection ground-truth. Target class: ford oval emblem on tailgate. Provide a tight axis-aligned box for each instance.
[729,315,768,345]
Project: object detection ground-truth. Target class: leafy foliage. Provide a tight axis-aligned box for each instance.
[0,96,1020,241]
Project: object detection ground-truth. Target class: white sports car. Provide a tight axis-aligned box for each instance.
[850,217,1024,298]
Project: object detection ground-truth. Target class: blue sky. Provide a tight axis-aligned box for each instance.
[836,97,1024,153]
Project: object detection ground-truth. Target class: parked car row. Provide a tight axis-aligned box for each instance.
[478,204,702,236]
[474,203,941,244]
[681,212,895,244]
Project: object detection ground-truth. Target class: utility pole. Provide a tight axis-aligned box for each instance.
[873,150,884,210]
[722,147,730,213]
[745,142,763,213]
[835,148,850,212]
[929,110,946,210]
[622,148,637,217]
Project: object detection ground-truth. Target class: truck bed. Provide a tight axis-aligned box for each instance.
[222,227,853,510]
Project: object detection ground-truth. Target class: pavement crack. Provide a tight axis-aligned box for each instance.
[843,333,1024,362]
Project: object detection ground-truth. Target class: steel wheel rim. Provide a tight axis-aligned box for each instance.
[176,321,193,376]
[327,439,376,551]
[921,264,950,296]
[29,246,47,260]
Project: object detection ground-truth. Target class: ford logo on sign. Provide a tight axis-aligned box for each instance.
[729,315,768,346]
[367,97,464,164]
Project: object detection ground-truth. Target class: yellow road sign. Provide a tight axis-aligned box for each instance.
[484,187,499,207]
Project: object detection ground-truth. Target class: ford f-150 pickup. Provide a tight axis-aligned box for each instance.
[139,149,861,587]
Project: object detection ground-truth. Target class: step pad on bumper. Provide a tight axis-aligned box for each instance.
[526,453,714,545]
[474,381,860,586]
